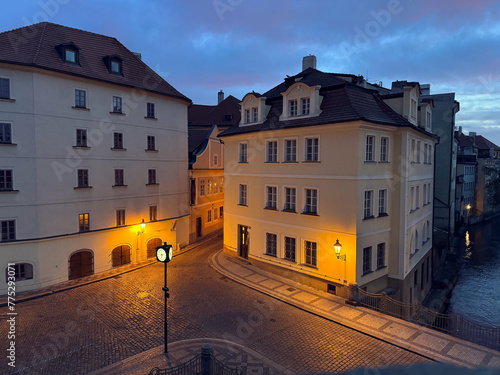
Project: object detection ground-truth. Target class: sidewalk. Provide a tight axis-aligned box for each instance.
[210,250,500,370]
[89,338,293,375]
[0,233,219,308]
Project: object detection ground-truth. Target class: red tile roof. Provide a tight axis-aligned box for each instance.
[0,22,190,103]
[188,95,240,127]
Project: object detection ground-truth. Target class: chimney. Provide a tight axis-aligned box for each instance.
[218,90,224,104]
[469,131,476,140]
[132,52,142,60]
[302,55,317,71]
[420,84,430,95]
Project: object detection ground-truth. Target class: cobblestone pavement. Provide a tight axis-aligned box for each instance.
[1,235,431,374]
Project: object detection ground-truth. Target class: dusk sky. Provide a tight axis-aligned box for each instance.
[3,0,500,145]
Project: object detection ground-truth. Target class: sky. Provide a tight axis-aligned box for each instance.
[3,0,500,146]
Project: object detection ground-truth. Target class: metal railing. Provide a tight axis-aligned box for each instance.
[357,288,500,351]
[149,344,244,375]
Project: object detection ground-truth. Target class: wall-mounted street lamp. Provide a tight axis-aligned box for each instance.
[334,239,345,261]
[156,242,173,354]
[140,218,146,231]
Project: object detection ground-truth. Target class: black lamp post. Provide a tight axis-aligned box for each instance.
[156,242,173,354]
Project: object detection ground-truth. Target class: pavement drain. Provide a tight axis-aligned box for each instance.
[286,287,296,292]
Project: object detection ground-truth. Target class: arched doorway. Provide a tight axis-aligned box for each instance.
[69,250,94,280]
[112,245,131,267]
[147,238,162,258]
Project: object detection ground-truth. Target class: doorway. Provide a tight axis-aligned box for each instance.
[196,217,202,238]
[238,225,249,259]
[68,250,94,280]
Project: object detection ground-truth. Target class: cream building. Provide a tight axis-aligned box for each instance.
[220,62,436,303]
[0,22,190,294]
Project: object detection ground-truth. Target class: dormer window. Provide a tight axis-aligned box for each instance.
[240,93,270,126]
[103,55,123,76]
[251,107,258,122]
[301,98,310,115]
[280,82,322,121]
[56,42,80,65]
[289,100,298,116]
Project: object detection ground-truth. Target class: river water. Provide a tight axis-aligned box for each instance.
[447,216,500,327]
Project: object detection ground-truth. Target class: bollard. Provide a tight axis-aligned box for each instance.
[346,282,359,305]
[201,343,213,375]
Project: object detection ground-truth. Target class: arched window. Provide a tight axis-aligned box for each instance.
[69,251,93,280]
[147,238,162,258]
[112,245,131,267]
[5,263,33,282]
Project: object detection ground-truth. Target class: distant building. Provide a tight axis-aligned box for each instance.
[455,130,478,223]
[0,22,191,294]
[220,59,437,303]
[187,92,240,242]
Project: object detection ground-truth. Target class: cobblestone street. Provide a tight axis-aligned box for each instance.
[1,236,431,374]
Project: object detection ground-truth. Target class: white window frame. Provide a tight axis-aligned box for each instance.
[380,137,389,162]
[364,190,374,219]
[265,185,277,210]
[304,136,319,162]
[265,232,278,257]
[266,140,278,163]
[74,88,87,109]
[283,186,297,212]
[239,142,248,163]
[289,99,298,117]
[239,184,248,206]
[283,235,296,262]
[199,178,205,196]
[303,188,318,215]
[378,189,387,216]
[304,239,317,267]
[301,97,310,115]
[365,135,375,162]
[284,138,297,163]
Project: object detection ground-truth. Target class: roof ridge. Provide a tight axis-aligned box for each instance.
[32,22,48,64]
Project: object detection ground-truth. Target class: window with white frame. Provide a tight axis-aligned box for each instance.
[380,137,389,162]
[0,123,12,144]
[214,207,218,220]
[207,209,212,223]
[239,142,248,163]
[147,135,156,151]
[289,99,298,117]
[415,185,420,209]
[77,169,89,188]
[75,89,86,108]
[284,139,297,162]
[214,179,219,194]
[76,129,87,147]
[305,137,319,162]
[377,243,386,269]
[116,209,126,226]
[365,135,375,161]
[244,109,250,124]
[0,169,13,190]
[304,188,318,214]
[251,107,258,122]
[378,189,387,216]
[284,236,296,261]
[113,96,122,113]
[284,187,296,212]
[304,240,317,267]
[410,98,417,120]
[301,98,310,115]
[1,220,15,241]
[411,139,416,162]
[113,132,124,149]
[5,263,33,282]
[78,213,89,232]
[417,141,421,163]
[0,78,10,99]
[266,141,278,162]
[363,246,372,274]
[199,179,205,196]
[114,169,124,186]
[423,184,427,205]
[266,233,277,257]
[207,179,212,195]
[239,184,247,206]
[266,186,277,209]
[146,102,155,118]
[424,144,428,164]
[364,190,373,219]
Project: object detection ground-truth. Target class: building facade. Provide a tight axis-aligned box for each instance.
[0,23,191,294]
[220,63,436,303]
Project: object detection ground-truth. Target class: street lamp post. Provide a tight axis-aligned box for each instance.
[334,239,347,284]
[156,242,173,354]
[136,219,146,263]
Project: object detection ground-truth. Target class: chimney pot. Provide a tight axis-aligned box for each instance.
[302,55,317,71]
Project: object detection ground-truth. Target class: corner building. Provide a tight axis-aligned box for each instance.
[220,65,436,303]
[0,23,190,294]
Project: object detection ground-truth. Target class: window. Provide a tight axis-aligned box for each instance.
[363,246,372,274]
[416,141,421,163]
[78,213,89,232]
[266,141,278,162]
[289,100,298,117]
[427,184,431,204]
[200,179,205,196]
[378,189,387,216]
[304,240,317,267]
[113,96,122,113]
[284,236,296,261]
[411,139,416,162]
[114,169,124,186]
[147,135,156,151]
[0,170,13,190]
[75,89,86,108]
[305,137,319,162]
[116,209,126,226]
[284,139,297,162]
[410,98,417,120]
[213,154,218,166]
[113,132,123,149]
[1,220,15,241]
[146,102,155,118]
[266,233,277,256]
[214,207,218,220]
[207,179,212,195]
[365,136,375,161]
[77,169,89,188]
[304,188,318,214]
[0,78,10,99]
[0,123,12,143]
[214,180,219,194]
[284,187,296,212]
[239,143,248,163]
[364,190,373,219]
[301,98,310,115]
[239,184,247,206]
[5,263,33,282]
[410,186,415,211]
[244,109,250,124]
[428,147,432,164]
[63,46,79,63]
[219,206,223,218]
[424,144,428,164]
[220,177,224,193]
[76,129,87,147]
[377,243,385,269]
[252,107,258,122]
[423,185,427,205]
[110,59,122,75]
[416,185,420,209]
[266,186,277,209]
[148,169,157,185]
[380,137,389,162]
[207,210,212,223]
[149,206,157,221]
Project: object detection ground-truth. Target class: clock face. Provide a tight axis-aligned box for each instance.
[168,246,173,261]
[157,248,167,262]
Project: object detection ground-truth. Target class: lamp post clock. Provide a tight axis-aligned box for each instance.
[156,242,173,354]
